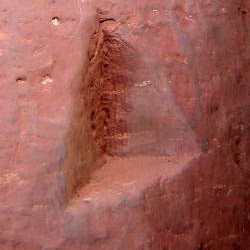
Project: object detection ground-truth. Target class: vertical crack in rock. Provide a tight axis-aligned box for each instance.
[66,15,136,200]
[85,18,135,156]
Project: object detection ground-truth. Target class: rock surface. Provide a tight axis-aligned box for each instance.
[0,0,249,249]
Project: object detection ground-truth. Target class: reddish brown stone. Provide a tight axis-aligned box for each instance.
[0,0,249,249]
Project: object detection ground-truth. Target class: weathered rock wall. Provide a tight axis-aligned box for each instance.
[0,0,249,249]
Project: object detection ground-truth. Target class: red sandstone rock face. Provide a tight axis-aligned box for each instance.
[0,0,250,249]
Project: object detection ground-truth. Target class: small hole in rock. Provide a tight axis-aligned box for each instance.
[51,17,60,26]
[238,7,248,15]
[16,77,27,84]
[41,75,53,85]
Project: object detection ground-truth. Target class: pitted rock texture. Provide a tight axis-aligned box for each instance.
[0,0,250,249]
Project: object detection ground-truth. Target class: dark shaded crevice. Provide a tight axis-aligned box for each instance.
[85,17,136,157]
[65,14,137,200]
